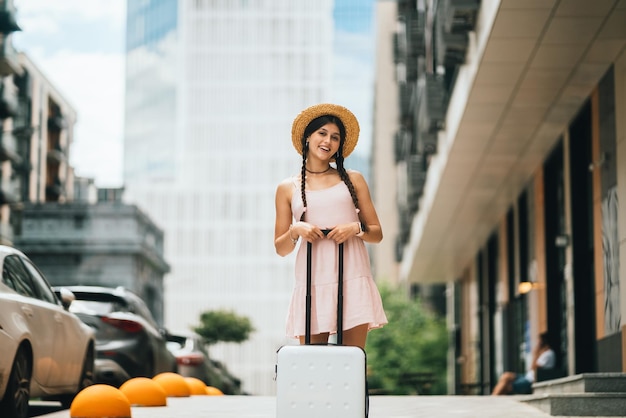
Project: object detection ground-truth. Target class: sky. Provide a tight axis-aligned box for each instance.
[11,1,376,188]
[13,0,127,187]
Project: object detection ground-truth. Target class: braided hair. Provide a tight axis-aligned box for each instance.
[299,115,363,230]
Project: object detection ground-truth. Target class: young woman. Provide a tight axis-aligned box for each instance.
[491,332,556,395]
[274,103,388,350]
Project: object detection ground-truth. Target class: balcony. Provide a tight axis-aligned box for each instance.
[10,125,35,139]
[0,78,18,118]
[394,129,412,164]
[393,31,406,65]
[14,71,31,98]
[407,154,427,203]
[398,82,414,124]
[0,183,19,205]
[0,220,14,244]
[47,142,66,164]
[45,177,63,202]
[0,129,20,163]
[444,0,480,33]
[47,114,67,132]
[0,34,20,76]
[395,205,415,261]
[0,0,21,34]
[416,74,447,155]
[436,0,481,70]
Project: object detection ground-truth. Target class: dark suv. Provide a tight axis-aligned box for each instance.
[61,286,176,387]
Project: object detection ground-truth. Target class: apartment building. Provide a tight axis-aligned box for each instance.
[1,0,76,245]
[381,0,626,393]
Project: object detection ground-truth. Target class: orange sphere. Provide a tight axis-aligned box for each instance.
[119,377,167,406]
[70,384,131,418]
[184,377,208,395]
[205,386,224,396]
[152,372,191,397]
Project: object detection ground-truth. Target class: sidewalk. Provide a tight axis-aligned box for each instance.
[37,395,603,418]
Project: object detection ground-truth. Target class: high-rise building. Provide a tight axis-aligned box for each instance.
[123,0,336,395]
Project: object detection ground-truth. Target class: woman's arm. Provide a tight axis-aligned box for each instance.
[274,180,298,257]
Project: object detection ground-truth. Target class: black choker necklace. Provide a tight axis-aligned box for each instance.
[306,166,331,174]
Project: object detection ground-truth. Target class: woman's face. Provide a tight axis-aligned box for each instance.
[307,122,341,161]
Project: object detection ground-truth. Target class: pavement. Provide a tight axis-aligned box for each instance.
[35,395,618,418]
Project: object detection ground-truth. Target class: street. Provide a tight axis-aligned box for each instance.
[31,395,600,418]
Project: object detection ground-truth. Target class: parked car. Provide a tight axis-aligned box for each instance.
[0,246,95,418]
[165,331,243,394]
[61,286,177,387]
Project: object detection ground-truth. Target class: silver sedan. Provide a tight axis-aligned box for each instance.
[0,246,95,418]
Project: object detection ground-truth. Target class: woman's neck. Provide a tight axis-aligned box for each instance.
[305,158,332,174]
[305,165,331,175]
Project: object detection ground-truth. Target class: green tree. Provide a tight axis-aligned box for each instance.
[366,284,448,395]
[193,309,255,345]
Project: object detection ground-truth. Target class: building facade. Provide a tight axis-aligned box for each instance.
[15,53,76,206]
[2,2,78,255]
[123,0,336,395]
[384,0,626,393]
[1,22,77,246]
[373,1,401,285]
[0,0,21,245]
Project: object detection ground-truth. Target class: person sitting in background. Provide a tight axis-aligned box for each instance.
[491,332,556,395]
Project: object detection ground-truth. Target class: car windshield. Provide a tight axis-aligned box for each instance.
[166,340,184,351]
[70,299,125,315]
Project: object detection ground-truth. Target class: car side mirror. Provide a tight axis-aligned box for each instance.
[54,287,76,310]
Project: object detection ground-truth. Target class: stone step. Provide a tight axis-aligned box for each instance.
[533,373,626,395]
[522,392,626,416]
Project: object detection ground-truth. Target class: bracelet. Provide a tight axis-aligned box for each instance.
[288,225,299,245]
[356,222,365,238]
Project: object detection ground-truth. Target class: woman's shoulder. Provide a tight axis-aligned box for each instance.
[346,168,364,179]
[276,176,298,193]
[346,169,367,187]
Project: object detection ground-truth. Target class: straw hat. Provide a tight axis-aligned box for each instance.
[291,103,360,158]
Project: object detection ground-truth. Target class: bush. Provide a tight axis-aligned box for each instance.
[366,284,448,395]
[193,309,255,345]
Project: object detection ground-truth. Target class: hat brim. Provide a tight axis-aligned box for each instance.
[291,103,360,158]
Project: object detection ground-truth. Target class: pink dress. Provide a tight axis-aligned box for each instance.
[286,180,388,338]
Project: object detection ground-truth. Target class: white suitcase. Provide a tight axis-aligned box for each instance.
[276,238,368,418]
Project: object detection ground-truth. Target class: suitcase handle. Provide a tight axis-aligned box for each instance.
[305,229,344,345]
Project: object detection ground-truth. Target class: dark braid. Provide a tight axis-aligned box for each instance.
[300,140,308,221]
[335,149,367,232]
[299,114,364,230]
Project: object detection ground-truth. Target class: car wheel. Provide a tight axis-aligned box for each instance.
[58,345,95,409]
[0,347,32,418]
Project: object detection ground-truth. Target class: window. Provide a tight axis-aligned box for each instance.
[22,258,58,305]
[2,255,37,298]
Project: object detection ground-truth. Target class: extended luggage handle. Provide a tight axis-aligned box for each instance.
[305,229,344,345]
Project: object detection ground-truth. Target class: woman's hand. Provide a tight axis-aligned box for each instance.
[326,222,361,244]
[292,222,326,243]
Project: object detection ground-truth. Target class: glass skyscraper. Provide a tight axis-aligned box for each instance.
[123,0,375,395]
